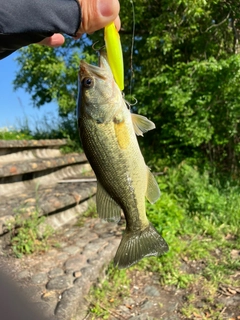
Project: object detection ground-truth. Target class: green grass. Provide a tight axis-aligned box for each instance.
[139,162,239,318]
[87,263,130,319]
[76,200,98,227]
[9,210,54,258]
[180,278,224,320]
[8,185,55,258]
[143,162,240,284]
[0,126,34,140]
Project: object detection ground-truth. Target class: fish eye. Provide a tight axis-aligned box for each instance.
[82,77,94,88]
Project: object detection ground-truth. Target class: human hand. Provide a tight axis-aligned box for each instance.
[39,0,120,47]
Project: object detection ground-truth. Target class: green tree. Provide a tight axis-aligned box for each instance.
[14,38,97,115]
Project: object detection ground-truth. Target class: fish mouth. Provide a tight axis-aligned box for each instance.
[80,61,105,78]
[80,54,110,80]
[80,61,101,76]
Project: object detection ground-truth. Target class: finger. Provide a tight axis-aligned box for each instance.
[78,0,120,34]
[38,34,65,47]
[114,15,121,31]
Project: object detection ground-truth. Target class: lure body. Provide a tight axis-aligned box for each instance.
[104,22,124,91]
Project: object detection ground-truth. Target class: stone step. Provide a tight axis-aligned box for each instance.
[0,162,93,196]
[0,153,87,180]
[0,180,97,235]
[0,148,62,164]
[0,139,68,155]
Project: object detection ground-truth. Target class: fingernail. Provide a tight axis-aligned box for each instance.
[98,0,113,17]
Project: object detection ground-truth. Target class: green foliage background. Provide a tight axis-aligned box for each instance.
[14,0,240,177]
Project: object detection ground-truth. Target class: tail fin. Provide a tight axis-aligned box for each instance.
[114,224,168,269]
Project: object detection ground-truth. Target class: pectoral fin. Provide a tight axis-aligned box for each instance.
[131,113,156,136]
[145,168,160,204]
[96,181,121,223]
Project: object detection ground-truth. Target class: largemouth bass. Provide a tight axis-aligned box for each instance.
[77,53,168,269]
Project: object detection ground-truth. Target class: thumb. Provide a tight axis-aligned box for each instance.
[77,0,120,35]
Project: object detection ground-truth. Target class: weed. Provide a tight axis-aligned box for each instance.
[0,126,33,140]
[76,200,97,227]
[87,263,130,319]
[8,185,54,257]
[181,277,224,320]
[133,162,240,297]
[9,210,54,258]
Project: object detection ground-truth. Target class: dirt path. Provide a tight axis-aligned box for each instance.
[87,265,240,320]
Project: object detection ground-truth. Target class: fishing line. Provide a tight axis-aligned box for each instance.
[129,0,135,100]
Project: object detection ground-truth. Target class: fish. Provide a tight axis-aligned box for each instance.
[77,52,168,269]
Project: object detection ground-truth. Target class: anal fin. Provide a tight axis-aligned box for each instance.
[96,181,121,223]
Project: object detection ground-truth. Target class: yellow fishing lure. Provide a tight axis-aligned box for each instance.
[104,22,124,91]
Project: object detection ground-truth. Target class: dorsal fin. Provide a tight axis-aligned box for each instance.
[131,113,156,136]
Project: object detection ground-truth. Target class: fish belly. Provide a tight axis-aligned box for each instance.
[79,116,147,227]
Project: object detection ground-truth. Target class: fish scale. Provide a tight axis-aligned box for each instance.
[80,118,141,219]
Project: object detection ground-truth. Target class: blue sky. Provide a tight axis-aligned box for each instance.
[0,52,58,131]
